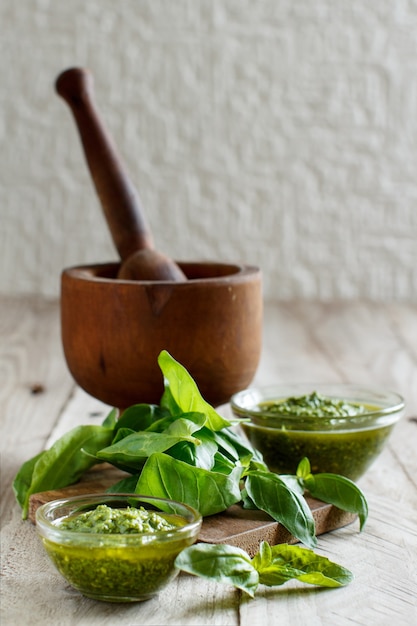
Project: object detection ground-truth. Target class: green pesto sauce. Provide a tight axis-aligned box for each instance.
[259,391,367,418]
[59,504,176,534]
[242,422,393,480]
[45,506,193,602]
[243,392,392,480]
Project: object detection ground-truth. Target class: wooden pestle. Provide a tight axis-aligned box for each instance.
[55,67,186,282]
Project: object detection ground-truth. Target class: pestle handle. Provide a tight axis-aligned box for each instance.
[56,67,153,262]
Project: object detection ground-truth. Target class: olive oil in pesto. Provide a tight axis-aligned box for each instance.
[241,391,393,480]
[43,505,193,602]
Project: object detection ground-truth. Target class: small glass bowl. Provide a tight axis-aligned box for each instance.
[230,384,405,480]
[36,493,202,603]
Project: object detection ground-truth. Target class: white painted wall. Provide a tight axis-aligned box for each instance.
[1,1,417,302]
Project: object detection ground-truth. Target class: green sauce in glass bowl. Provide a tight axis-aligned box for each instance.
[230,385,405,480]
[36,494,202,603]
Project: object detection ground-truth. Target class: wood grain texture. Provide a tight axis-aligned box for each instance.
[60,262,262,407]
[1,296,417,626]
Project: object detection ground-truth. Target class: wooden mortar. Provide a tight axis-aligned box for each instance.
[61,261,262,408]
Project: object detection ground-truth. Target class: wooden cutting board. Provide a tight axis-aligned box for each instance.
[29,465,357,557]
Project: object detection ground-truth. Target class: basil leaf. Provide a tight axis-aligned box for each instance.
[175,543,259,597]
[135,452,243,516]
[157,350,231,431]
[164,412,207,437]
[145,413,180,432]
[183,430,218,469]
[213,427,261,467]
[240,487,258,510]
[296,457,312,479]
[105,474,139,493]
[15,425,114,519]
[111,427,136,444]
[13,451,45,511]
[97,431,199,471]
[253,541,353,588]
[159,384,181,415]
[167,434,218,470]
[251,540,293,585]
[278,474,305,495]
[164,441,197,466]
[211,451,237,474]
[245,471,317,549]
[114,404,166,432]
[101,408,118,428]
[302,473,368,530]
[175,541,353,596]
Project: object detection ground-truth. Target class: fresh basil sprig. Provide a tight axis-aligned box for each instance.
[295,457,368,530]
[175,540,354,597]
[244,470,317,548]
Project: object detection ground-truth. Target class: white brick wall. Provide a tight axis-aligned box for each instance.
[1,0,417,301]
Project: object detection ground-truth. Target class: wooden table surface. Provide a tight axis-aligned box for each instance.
[1,296,416,626]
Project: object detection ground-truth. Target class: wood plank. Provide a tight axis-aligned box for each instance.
[386,301,417,360]
[2,298,417,626]
[0,296,74,529]
[255,302,343,385]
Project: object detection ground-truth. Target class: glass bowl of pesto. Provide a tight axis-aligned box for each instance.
[36,493,202,603]
[230,384,405,481]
